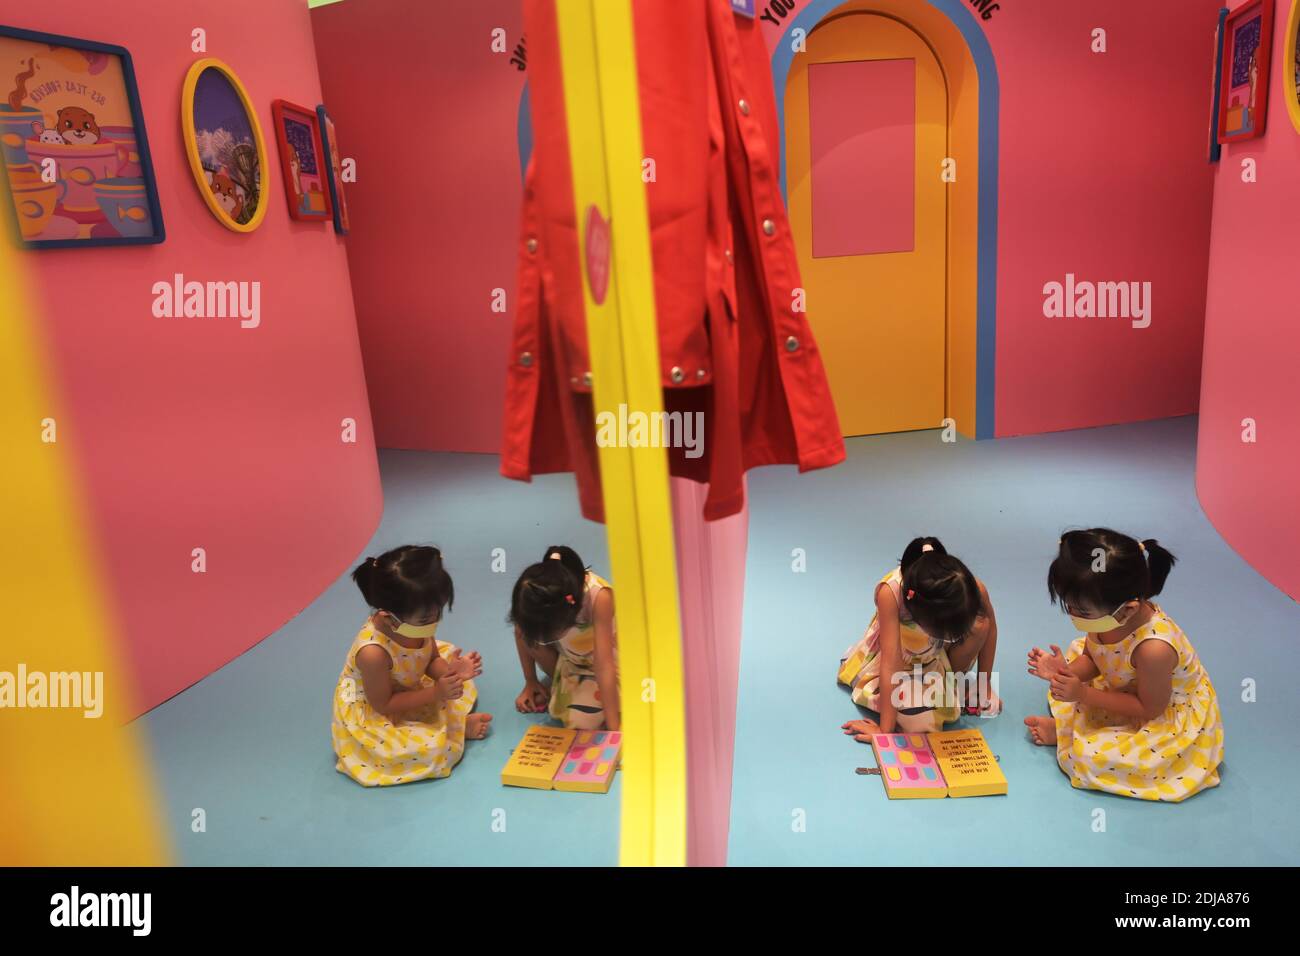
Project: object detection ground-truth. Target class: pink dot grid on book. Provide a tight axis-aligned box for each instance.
[553,730,622,785]
[872,733,946,790]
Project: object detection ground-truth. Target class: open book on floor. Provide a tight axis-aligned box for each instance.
[868,728,1007,799]
[501,725,622,793]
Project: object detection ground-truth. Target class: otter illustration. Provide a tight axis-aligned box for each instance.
[56,106,101,145]
[207,169,245,219]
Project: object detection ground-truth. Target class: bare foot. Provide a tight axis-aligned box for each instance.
[1024,715,1056,746]
[466,713,493,740]
[842,718,881,742]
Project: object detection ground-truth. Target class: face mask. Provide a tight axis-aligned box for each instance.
[1068,601,1134,633]
[384,613,438,639]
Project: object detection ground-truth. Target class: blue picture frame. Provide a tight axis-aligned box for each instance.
[316,104,349,235]
[1209,8,1229,163]
[0,23,165,249]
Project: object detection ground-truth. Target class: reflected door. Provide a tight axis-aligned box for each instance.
[786,13,947,436]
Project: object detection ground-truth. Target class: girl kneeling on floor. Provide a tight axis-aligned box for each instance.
[332,545,492,787]
[1026,529,1223,802]
[511,546,619,731]
[840,536,1000,740]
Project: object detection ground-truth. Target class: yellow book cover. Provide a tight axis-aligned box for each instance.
[927,729,1008,797]
[501,726,576,790]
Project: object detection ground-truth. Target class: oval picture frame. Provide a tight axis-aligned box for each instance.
[180,58,269,233]
[1287,0,1300,133]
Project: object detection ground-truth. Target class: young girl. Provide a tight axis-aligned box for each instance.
[840,537,1000,739]
[511,546,619,731]
[332,545,492,787]
[1026,529,1223,802]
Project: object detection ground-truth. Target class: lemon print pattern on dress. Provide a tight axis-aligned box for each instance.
[547,572,617,730]
[331,621,478,787]
[837,568,961,727]
[1047,605,1223,802]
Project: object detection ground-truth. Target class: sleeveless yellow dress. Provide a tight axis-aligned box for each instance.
[1049,604,1223,802]
[548,571,616,730]
[331,619,478,787]
[837,568,961,727]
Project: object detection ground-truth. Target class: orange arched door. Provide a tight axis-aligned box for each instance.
[786,12,948,437]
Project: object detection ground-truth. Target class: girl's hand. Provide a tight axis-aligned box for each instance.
[841,718,881,742]
[516,682,549,713]
[449,650,482,680]
[1050,669,1085,703]
[978,687,1002,717]
[1028,645,1068,680]
[436,671,465,701]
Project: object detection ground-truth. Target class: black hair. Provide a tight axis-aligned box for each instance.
[509,545,587,645]
[1048,528,1175,613]
[898,536,983,646]
[351,545,454,622]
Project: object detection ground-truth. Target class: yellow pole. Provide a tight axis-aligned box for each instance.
[0,213,168,864]
[552,0,688,866]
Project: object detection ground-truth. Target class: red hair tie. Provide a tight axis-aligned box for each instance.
[564,594,576,605]
[906,588,917,600]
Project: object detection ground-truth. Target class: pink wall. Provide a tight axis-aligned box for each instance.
[1197,0,1300,602]
[322,0,1224,451]
[6,0,382,715]
[311,0,525,453]
[672,478,749,867]
[987,0,1222,436]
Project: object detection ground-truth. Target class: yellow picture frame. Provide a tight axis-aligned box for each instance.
[1286,0,1300,133]
[180,58,269,233]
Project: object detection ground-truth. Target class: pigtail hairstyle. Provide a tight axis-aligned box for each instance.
[509,546,588,645]
[898,536,983,646]
[1048,528,1176,612]
[351,545,454,621]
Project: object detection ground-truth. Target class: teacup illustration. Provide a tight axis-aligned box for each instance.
[93,177,152,237]
[25,139,121,213]
[99,125,141,178]
[5,161,41,186]
[9,178,67,239]
[0,105,41,165]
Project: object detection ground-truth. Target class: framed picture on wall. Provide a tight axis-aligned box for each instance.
[181,58,269,233]
[0,24,164,249]
[316,104,349,235]
[1217,0,1274,144]
[271,99,332,222]
[1285,0,1300,133]
[1209,8,1229,162]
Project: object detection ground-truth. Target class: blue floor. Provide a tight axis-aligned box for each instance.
[141,451,620,866]
[142,415,1300,866]
[728,415,1300,866]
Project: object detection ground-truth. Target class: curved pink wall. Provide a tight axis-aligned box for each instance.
[311,0,525,454]
[8,0,383,715]
[1197,0,1300,602]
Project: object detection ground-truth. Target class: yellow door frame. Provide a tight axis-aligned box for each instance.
[553,0,688,867]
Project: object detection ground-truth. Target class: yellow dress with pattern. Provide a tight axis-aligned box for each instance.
[1049,604,1223,802]
[548,571,616,730]
[331,619,478,787]
[837,568,960,726]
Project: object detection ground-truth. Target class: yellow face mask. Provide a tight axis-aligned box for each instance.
[1068,601,1135,633]
[385,614,438,640]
